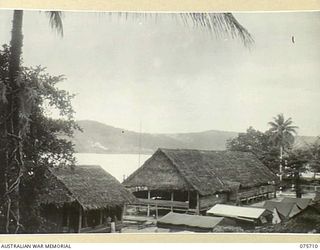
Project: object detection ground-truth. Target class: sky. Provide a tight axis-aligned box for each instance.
[0,10,319,136]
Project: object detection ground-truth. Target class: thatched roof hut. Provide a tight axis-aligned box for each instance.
[123,148,277,215]
[39,165,136,210]
[36,165,136,233]
[123,148,277,196]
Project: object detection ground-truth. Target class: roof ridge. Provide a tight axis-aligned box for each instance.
[159,148,226,153]
[122,149,160,185]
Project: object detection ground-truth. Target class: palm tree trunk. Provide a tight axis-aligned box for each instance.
[5,9,24,233]
[279,145,283,182]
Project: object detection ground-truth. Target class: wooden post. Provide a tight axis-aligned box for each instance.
[66,208,70,232]
[187,191,190,208]
[99,209,103,225]
[171,192,174,211]
[155,204,158,219]
[147,190,151,217]
[121,205,126,223]
[83,212,88,228]
[196,192,200,215]
[78,206,82,233]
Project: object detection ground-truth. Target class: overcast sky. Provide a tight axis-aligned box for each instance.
[0,10,319,136]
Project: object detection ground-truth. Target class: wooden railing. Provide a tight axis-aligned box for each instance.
[80,223,122,233]
[134,198,189,209]
[300,185,320,193]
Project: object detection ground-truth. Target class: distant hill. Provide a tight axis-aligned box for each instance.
[72,120,318,154]
[72,120,238,154]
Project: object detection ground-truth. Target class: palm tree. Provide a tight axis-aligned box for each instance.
[1,10,63,233]
[2,10,252,233]
[268,114,298,185]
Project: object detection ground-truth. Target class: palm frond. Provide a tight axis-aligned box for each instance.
[268,121,279,128]
[46,11,64,37]
[113,12,253,48]
[283,118,293,126]
[178,13,253,47]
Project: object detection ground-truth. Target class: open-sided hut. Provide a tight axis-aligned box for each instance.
[38,165,136,233]
[123,148,277,215]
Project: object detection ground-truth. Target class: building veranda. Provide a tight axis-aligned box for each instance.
[123,148,278,216]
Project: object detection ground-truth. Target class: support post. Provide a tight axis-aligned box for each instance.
[99,209,103,225]
[187,191,190,208]
[66,208,70,232]
[171,192,174,211]
[83,212,88,228]
[196,192,200,215]
[147,190,151,217]
[121,205,126,223]
[155,204,158,219]
[78,206,82,233]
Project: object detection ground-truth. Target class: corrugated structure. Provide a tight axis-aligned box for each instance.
[123,148,277,215]
[156,212,230,232]
[207,204,269,219]
[207,204,272,228]
[38,165,136,233]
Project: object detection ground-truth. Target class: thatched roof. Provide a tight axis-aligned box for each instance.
[39,165,136,210]
[123,148,277,196]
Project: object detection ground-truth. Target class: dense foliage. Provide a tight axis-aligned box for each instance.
[0,45,79,232]
[226,127,280,173]
[226,120,320,197]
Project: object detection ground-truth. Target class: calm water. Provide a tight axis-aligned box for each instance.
[75,153,151,182]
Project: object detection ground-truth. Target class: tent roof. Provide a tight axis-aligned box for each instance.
[157,212,224,229]
[207,204,268,219]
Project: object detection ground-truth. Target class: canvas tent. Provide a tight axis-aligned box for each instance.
[261,198,313,224]
[207,204,271,228]
[281,197,312,210]
[156,212,231,232]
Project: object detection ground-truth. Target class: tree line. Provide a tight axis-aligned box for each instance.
[226,114,320,198]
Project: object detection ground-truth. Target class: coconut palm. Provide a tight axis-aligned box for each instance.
[2,10,63,234]
[2,10,252,233]
[268,114,298,183]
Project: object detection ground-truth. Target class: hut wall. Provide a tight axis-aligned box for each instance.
[40,204,65,233]
[229,185,275,201]
[200,193,228,210]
